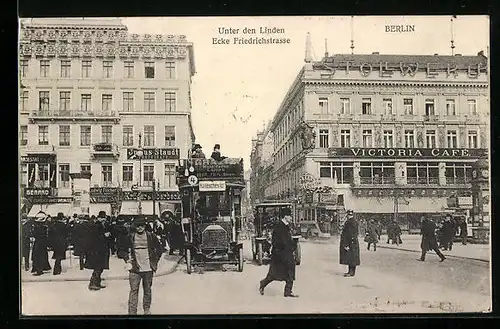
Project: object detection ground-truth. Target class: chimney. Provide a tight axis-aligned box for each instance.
[434,53,439,56]
[372,52,379,55]
[305,32,312,63]
[454,53,462,56]
[478,50,485,57]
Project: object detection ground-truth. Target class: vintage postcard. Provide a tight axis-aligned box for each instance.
[18,15,491,315]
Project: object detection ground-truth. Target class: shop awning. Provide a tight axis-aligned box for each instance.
[27,204,73,217]
[346,196,447,213]
[89,204,112,217]
[119,201,160,216]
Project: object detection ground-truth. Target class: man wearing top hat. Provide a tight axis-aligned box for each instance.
[210,144,227,161]
[117,215,163,315]
[85,211,112,290]
[191,144,206,159]
[48,212,69,275]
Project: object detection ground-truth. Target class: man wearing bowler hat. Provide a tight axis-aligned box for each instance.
[118,216,163,315]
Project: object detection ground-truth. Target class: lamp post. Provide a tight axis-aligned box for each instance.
[137,133,144,215]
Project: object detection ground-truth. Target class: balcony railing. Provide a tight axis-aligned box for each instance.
[90,143,120,158]
[423,114,439,122]
[25,144,56,153]
[360,177,396,185]
[407,177,440,185]
[30,110,119,118]
[445,177,470,185]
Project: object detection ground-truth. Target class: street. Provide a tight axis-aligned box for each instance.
[21,238,491,315]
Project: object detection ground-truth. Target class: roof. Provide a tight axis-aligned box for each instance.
[315,53,487,70]
[22,18,126,28]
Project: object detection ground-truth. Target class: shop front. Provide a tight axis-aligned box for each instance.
[119,190,181,219]
[21,154,57,189]
[89,187,121,217]
[27,196,74,218]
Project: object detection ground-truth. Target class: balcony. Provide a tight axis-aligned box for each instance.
[360,177,396,185]
[445,177,470,185]
[24,144,56,154]
[407,177,440,185]
[29,110,120,123]
[380,114,396,121]
[90,143,120,159]
[423,115,439,122]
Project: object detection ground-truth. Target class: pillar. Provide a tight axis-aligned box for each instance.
[70,172,92,215]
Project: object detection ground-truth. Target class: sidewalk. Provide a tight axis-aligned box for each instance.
[21,251,183,283]
[376,234,490,262]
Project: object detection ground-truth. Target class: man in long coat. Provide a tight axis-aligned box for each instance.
[259,207,298,298]
[73,215,90,270]
[48,212,68,275]
[85,212,112,290]
[340,210,360,277]
[417,216,446,262]
[21,216,33,271]
[365,219,379,251]
[441,215,456,251]
[31,212,51,276]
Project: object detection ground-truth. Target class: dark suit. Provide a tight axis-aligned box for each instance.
[48,220,68,275]
[210,151,226,161]
[260,219,296,296]
[340,217,360,275]
[419,219,446,261]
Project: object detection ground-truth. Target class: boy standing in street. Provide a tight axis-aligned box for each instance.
[118,216,163,315]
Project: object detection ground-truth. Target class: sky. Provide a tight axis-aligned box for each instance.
[120,16,489,168]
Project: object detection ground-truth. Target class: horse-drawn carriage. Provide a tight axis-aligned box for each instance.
[251,202,302,266]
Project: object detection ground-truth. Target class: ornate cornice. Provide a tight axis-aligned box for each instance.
[305,80,488,89]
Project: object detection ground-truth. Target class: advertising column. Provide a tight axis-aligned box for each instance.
[70,172,92,215]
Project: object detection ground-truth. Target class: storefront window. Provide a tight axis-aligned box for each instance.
[359,162,395,184]
[445,162,472,184]
[407,162,439,184]
[319,162,353,184]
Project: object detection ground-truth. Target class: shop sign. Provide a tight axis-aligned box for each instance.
[328,148,487,159]
[122,190,181,201]
[93,143,113,152]
[90,195,117,203]
[199,181,226,192]
[179,158,243,180]
[127,148,180,160]
[90,187,121,195]
[21,154,56,164]
[24,188,51,197]
[31,197,73,204]
[319,192,337,204]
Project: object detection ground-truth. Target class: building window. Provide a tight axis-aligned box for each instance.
[37,164,50,188]
[468,131,479,148]
[20,59,28,77]
[383,98,393,115]
[446,99,456,116]
[143,165,155,187]
[340,130,351,147]
[81,60,92,78]
[165,61,176,79]
[359,162,395,184]
[447,130,458,148]
[40,60,50,77]
[123,126,134,146]
[319,97,329,114]
[468,99,478,115]
[80,164,91,174]
[39,91,50,112]
[425,98,435,116]
[426,130,437,148]
[102,164,113,187]
[124,61,134,78]
[59,125,70,146]
[21,91,29,112]
[122,165,133,188]
[165,92,176,112]
[145,62,155,78]
[59,164,70,188]
[319,162,354,184]
[59,92,71,111]
[101,125,112,144]
[38,125,49,145]
[340,98,351,114]
[164,164,176,188]
[403,98,414,115]
[123,92,134,112]
[144,92,155,112]
[404,130,415,148]
[144,125,155,147]
[103,61,113,78]
[319,129,329,148]
[383,130,394,148]
[361,98,372,115]
[362,129,373,147]
[102,94,112,112]
[80,125,91,146]
[445,163,472,185]
[407,162,440,184]
[20,125,28,146]
[60,60,71,78]
[165,126,175,147]
[81,94,91,111]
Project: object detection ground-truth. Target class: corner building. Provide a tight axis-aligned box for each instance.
[265,48,489,232]
[19,18,196,215]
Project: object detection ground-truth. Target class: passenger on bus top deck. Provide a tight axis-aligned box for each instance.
[191,144,206,159]
[211,144,227,162]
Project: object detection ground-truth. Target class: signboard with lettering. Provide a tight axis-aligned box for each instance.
[24,188,52,197]
[121,190,181,201]
[199,181,226,192]
[90,187,121,195]
[127,148,180,160]
[21,154,56,164]
[327,148,488,159]
[178,158,244,181]
[31,197,73,204]
[93,143,113,152]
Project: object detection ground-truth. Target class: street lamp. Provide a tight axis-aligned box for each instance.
[137,132,144,215]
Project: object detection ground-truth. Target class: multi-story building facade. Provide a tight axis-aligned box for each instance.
[253,37,489,232]
[249,123,274,205]
[19,18,196,216]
